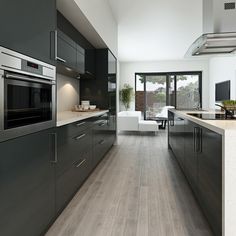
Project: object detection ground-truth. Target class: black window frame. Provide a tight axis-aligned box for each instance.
[135,71,202,119]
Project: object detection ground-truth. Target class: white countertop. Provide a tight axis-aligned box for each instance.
[57,110,109,127]
[171,109,236,136]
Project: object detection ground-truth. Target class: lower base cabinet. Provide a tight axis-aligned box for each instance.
[168,111,222,236]
[0,129,56,236]
[56,151,92,213]
[56,113,115,213]
[0,113,116,236]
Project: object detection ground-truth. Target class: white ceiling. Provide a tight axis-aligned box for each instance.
[108,0,203,62]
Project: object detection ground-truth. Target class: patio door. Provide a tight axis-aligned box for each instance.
[135,72,202,120]
[145,75,167,120]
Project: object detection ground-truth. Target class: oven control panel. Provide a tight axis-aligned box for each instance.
[22,60,43,75]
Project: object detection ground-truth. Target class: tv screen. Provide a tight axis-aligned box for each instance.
[215,80,230,102]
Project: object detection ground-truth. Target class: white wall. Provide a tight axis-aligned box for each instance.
[57,74,80,112]
[74,0,118,57]
[208,56,236,109]
[108,0,202,61]
[119,59,209,111]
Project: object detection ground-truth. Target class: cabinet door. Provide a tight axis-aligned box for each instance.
[174,116,185,169]
[57,30,77,69]
[184,120,198,193]
[198,127,222,235]
[85,49,96,76]
[77,45,85,73]
[0,0,56,65]
[0,129,55,236]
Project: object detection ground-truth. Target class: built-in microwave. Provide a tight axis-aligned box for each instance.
[0,46,56,142]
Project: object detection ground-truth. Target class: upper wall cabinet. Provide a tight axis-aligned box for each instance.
[0,0,56,65]
[82,49,96,78]
[57,11,95,79]
[56,30,85,77]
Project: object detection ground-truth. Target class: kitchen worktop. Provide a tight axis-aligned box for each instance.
[57,110,109,127]
[170,109,236,136]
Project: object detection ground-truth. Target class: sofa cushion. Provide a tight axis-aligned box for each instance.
[138,120,159,132]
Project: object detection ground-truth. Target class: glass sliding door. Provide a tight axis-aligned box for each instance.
[176,74,201,109]
[135,71,202,119]
[145,75,167,120]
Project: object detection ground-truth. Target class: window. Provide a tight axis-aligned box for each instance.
[135,72,202,119]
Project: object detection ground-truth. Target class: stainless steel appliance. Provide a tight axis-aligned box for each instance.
[186,0,236,56]
[0,46,56,142]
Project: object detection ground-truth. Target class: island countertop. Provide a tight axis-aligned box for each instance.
[57,110,109,127]
[170,109,236,136]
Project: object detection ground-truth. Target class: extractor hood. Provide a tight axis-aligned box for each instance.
[186,0,236,56]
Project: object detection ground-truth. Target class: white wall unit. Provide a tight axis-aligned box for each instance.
[119,59,209,111]
[208,56,236,108]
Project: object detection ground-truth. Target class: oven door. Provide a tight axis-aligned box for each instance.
[0,72,56,141]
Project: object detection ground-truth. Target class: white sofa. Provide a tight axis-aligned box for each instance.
[118,111,158,132]
[117,111,142,131]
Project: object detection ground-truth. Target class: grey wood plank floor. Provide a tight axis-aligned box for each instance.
[46,131,213,236]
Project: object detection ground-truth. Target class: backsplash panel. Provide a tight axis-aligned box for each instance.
[57,73,80,112]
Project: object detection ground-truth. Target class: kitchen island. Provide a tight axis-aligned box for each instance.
[168,109,236,236]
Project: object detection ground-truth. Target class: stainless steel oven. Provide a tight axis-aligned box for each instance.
[0,46,56,142]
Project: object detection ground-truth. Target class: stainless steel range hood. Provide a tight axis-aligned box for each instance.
[186,0,236,56]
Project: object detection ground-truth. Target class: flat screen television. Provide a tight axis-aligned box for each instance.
[215,80,230,102]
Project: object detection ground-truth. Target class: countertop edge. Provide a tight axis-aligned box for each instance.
[56,110,109,127]
[169,109,227,136]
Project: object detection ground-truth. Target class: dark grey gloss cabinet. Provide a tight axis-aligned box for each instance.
[57,30,77,69]
[0,0,56,65]
[198,126,222,236]
[56,30,85,76]
[0,129,55,236]
[55,122,93,213]
[184,119,198,194]
[168,111,185,170]
[168,111,222,235]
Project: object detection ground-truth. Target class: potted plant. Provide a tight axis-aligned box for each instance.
[120,84,134,110]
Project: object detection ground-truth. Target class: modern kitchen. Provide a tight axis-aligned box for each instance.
[1,0,236,236]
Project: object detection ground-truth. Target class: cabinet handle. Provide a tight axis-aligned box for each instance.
[76,159,86,168]
[194,127,197,153]
[194,127,202,153]
[198,128,202,153]
[85,70,93,75]
[54,30,58,60]
[56,57,67,63]
[76,122,86,127]
[51,133,58,163]
[99,140,105,145]
[75,133,86,140]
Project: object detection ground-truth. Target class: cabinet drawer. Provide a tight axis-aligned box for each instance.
[57,119,92,139]
[72,130,92,158]
[93,120,108,145]
[57,130,92,177]
[93,139,108,166]
[56,151,91,213]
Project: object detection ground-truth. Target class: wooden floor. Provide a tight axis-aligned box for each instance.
[46,131,213,236]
